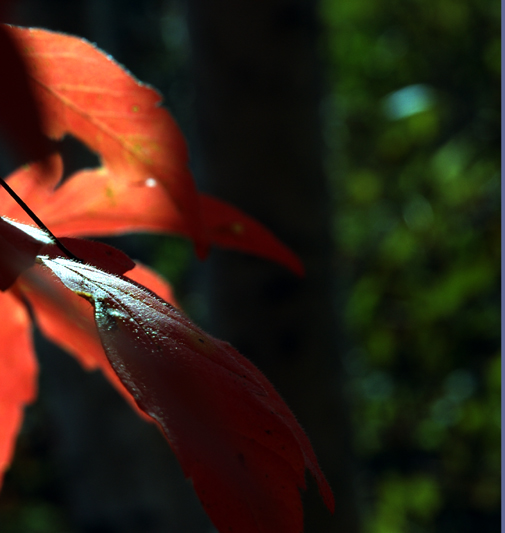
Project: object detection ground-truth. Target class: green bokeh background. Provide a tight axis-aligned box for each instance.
[321,0,500,530]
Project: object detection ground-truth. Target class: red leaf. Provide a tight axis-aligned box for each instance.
[38,256,334,532]
[0,290,37,489]
[124,262,179,307]
[18,265,111,372]
[6,25,207,256]
[9,165,304,276]
[18,262,178,422]
[201,195,305,277]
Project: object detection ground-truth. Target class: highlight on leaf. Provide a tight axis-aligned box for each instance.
[0,216,53,290]
[37,255,334,533]
[5,24,207,256]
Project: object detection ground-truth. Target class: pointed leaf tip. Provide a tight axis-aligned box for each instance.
[201,195,305,277]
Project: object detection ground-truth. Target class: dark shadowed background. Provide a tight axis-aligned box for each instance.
[0,0,500,532]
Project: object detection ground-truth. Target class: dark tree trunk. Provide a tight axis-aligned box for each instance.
[186,1,361,531]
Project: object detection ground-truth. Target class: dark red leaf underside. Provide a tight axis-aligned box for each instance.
[38,256,334,533]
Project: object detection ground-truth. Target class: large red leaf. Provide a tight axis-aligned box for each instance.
[7,164,303,276]
[5,25,207,256]
[0,28,303,275]
[38,256,334,532]
[0,290,37,489]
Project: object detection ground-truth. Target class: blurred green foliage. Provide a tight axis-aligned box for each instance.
[320,0,500,531]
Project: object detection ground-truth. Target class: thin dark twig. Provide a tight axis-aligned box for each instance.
[0,176,80,261]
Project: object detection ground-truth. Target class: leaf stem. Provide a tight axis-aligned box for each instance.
[0,176,80,261]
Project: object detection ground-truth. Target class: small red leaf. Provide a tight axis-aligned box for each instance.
[0,215,134,289]
[38,256,334,532]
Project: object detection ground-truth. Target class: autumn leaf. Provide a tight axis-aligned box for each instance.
[4,24,207,256]
[3,163,304,276]
[42,236,135,275]
[38,255,334,533]
[200,195,305,276]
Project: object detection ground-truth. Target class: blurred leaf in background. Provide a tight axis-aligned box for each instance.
[320,0,500,531]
